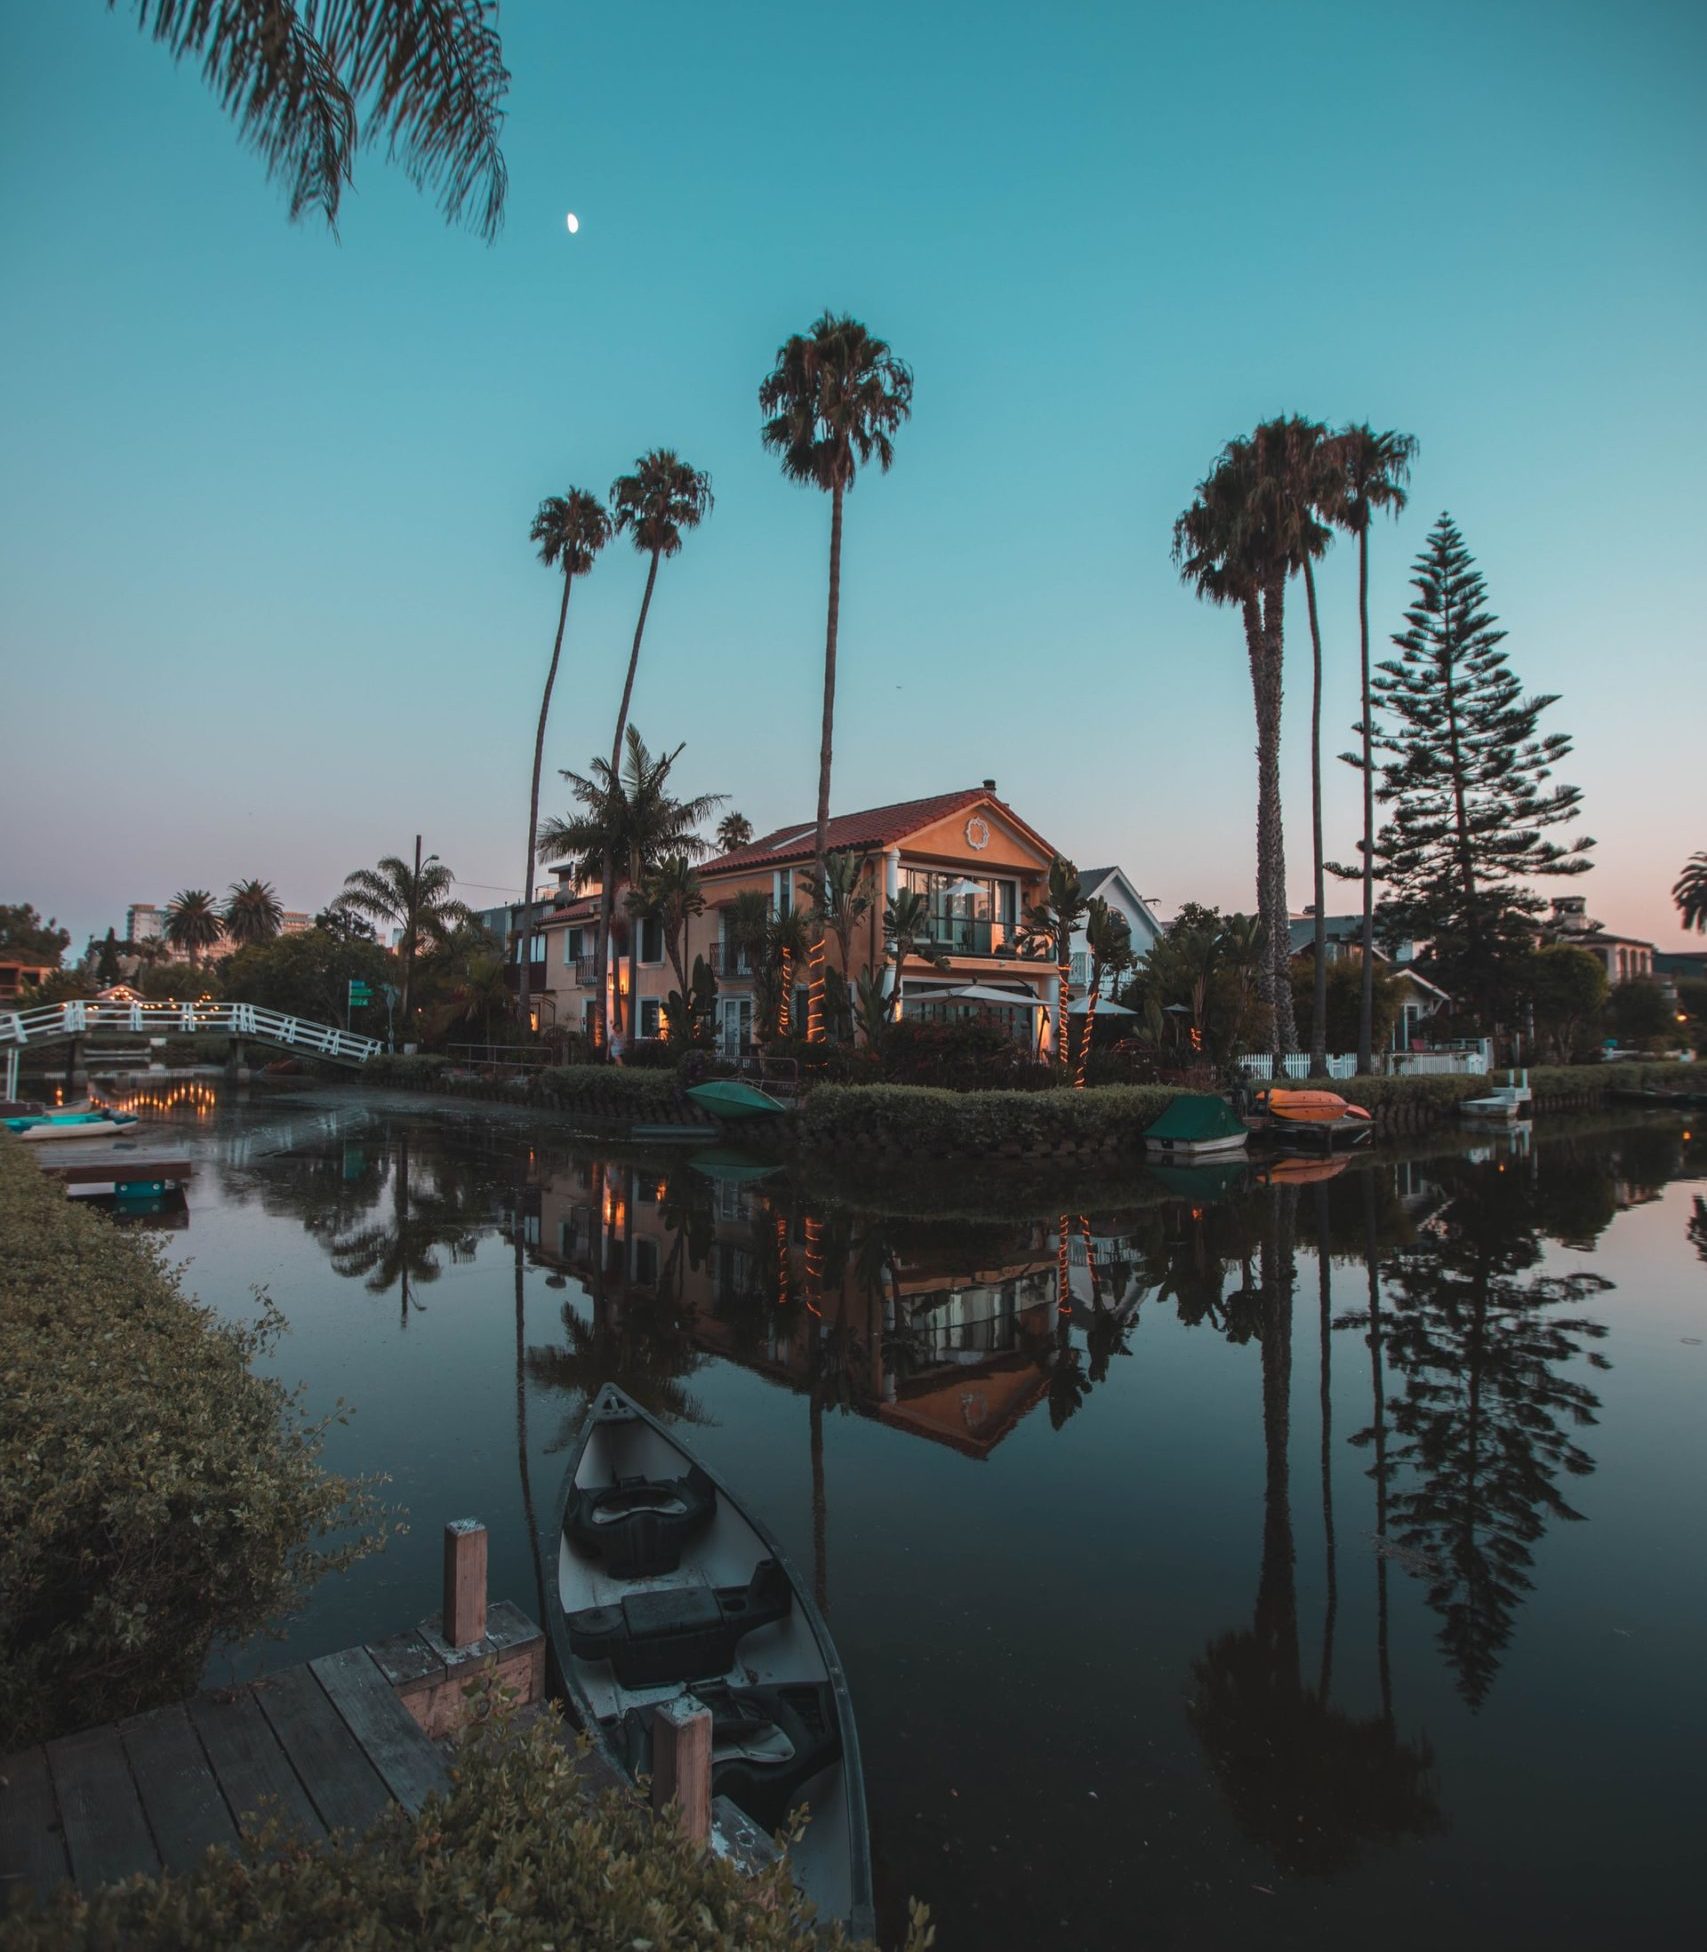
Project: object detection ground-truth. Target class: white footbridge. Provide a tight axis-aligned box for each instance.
[1,999,380,1099]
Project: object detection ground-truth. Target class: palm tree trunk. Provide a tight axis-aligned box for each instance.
[1056,951,1070,1072]
[1304,555,1329,1077]
[401,834,422,1041]
[592,548,662,1058]
[1242,595,1275,1026]
[1357,523,1377,1075]
[519,570,574,1027]
[809,483,844,1045]
[1254,584,1297,1065]
[1074,965,1097,1087]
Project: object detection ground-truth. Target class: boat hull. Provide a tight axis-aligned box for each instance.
[1143,1130,1249,1159]
[685,1080,789,1121]
[5,1113,140,1141]
[549,1386,872,1938]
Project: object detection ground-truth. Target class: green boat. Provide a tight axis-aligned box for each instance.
[685,1079,790,1121]
[1141,1094,1249,1160]
[689,1148,783,1185]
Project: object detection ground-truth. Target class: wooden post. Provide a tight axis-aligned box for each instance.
[443,1520,487,1648]
[652,1696,712,1844]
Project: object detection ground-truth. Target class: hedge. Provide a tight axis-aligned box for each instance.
[792,1083,1178,1158]
[0,1139,381,1746]
[6,1708,933,1952]
[538,1063,697,1121]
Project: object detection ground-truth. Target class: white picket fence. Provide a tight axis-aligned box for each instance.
[1237,1047,1491,1080]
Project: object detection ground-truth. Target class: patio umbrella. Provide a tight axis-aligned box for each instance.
[1067,997,1137,1016]
[933,984,1049,1009]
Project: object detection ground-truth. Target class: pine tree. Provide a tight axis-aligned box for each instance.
[1369,514,1593,1020]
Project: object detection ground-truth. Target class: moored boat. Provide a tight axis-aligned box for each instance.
[1255,1087,1373,1150]
[3,1110,141,1142]
[1459,1078,1534,1123]
[685,1078,790,1121]
[1142,1093,1249,1160]
[549,1386,872,1937]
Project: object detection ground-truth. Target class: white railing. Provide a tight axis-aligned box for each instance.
[1236,1047,1492,1079]
[0,999,380,1065]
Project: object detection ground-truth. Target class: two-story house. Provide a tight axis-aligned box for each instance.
[534,782,1070,1055]
[1070,867,1163,996]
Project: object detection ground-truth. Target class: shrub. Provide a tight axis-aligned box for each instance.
[538,1064,686,1119]
[4,1707,932,1951]
[793,1082,1178,1157]
[763,1037,881,1085]
[621,1037,678,1070]
[363,1052,450,1086]
[0,1140,380,1747]
[879,1020,1056,1092]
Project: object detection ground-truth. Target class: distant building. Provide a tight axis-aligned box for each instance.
[126,902,165,943]
[0,958,54,1001]
[1544,897,1655,984]
[1287,913,1446,1052]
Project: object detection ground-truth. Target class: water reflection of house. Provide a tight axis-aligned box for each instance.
[527,1161,1140,1460]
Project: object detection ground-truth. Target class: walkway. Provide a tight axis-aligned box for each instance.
[0,999,381,1068]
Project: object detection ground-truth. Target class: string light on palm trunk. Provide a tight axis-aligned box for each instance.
[807,936,827,1043]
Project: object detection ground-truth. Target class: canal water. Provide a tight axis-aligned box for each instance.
[96,1082,1704,1949]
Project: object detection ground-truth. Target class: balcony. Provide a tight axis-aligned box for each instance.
[921,916,1015,959]
[573,956,597,986]
[706,942,754,978]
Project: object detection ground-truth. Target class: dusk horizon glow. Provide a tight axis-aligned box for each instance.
[2,1,1702,956]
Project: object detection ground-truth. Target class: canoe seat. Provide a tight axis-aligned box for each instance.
[622,1680,842,1832]
[564,1465,716,1579]
[567,1558,791,1688]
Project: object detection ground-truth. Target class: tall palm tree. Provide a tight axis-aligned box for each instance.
[1673,852,1707,932]
[628,855,704,996]
[1280,418,1340,1077]
[336,840,472,1043]
[222,878,283,947]
[716,811,755,853]
[520,489,611,1026]
[1328,426,1418,1072]
[114,0,510,239]
[759,313,914,1041]
[164,889,223,967]
[590,453,713,1055]
[1017,857,1087,1070]
[1174,422,1324,1063]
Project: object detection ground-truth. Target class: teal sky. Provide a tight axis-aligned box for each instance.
[2,0,1702,953]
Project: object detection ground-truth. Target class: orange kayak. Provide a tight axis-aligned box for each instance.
[1259,1087,1373,1125]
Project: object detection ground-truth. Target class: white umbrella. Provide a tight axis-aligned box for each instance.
[1068,997,1137,1016]
[930,984,1049,1010]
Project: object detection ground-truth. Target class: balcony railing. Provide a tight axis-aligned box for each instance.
[706,942,754,978]
[573,956,597,986]
[921,916,1014,959]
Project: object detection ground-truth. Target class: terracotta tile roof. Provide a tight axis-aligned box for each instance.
[542,892,600,926]
[701,788,1049,877]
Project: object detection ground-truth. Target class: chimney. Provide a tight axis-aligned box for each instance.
[982,777,997,792]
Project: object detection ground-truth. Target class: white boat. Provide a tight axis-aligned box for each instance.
[1459,1075,1534,1123]
[548,1386,873,1938]
[4,1110,141,1142]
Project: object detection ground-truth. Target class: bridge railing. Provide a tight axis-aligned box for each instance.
[0,1000,381,1065]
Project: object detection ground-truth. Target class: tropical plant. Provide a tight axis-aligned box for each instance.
[335,842,472,1041]
[762,905,813,1040]
[1075,897,1135,1087]
[587,453,714,1053]
[1174,420,1325,1059]
[540,732,722,1040]
[1016,856,1087,1069]
[417,922,511,1043]
[1326,425,1418,1071]
[880,888,949,1027]
[222,877,284,947]
[662,953,719,1048]
[520,488,611,1026]
[807,849,875,1039]
[628,855,705,995]
[716,810,755,853]
[759,311,913,1039]
[112,0,510,239]
[1674,852,1707,933]
[164,888,224,966]
[1366,514,1594,1024]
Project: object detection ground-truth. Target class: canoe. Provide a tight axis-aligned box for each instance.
[549,1385,872,1938]
[4,1111,141,1141]
[685,1079,789,1121]
[1258,1087,1372,1125]
[1142,1093,1249,1159]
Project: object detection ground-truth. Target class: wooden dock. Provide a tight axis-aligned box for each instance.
[0,1523,547,1911]
[33,1155,195,1189]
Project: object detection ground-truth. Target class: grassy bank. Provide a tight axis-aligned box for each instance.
[0,1137,378,1746]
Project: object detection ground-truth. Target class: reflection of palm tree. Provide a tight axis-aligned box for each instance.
[327,1129,482,1326]
[514,1219,547,1630]
[1189,1184,1442,1872]
[1315,1184,1337,1701]
[1690,1195,1707,1266]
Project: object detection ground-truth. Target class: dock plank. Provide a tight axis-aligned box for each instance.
[187,1691,324,1846]
[365,1627,443,1688]
[46,1726,160,1889]
[311,1647,451,1816]
[252,1666,390,1836]
[0,1744,70,1908]
[118,1704,238,1876]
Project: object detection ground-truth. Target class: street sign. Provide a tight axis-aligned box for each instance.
[347,980,373,1005]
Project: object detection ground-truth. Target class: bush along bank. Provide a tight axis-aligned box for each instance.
[1341,1061,1704,1131]
[791,1083,1180,1160]
[0,1137,381,1747]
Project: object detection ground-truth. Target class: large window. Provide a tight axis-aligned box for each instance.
[901,869,1019,955]
[639,998,662,1039]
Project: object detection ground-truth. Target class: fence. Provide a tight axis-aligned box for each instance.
[1236,1046,1491,1080]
